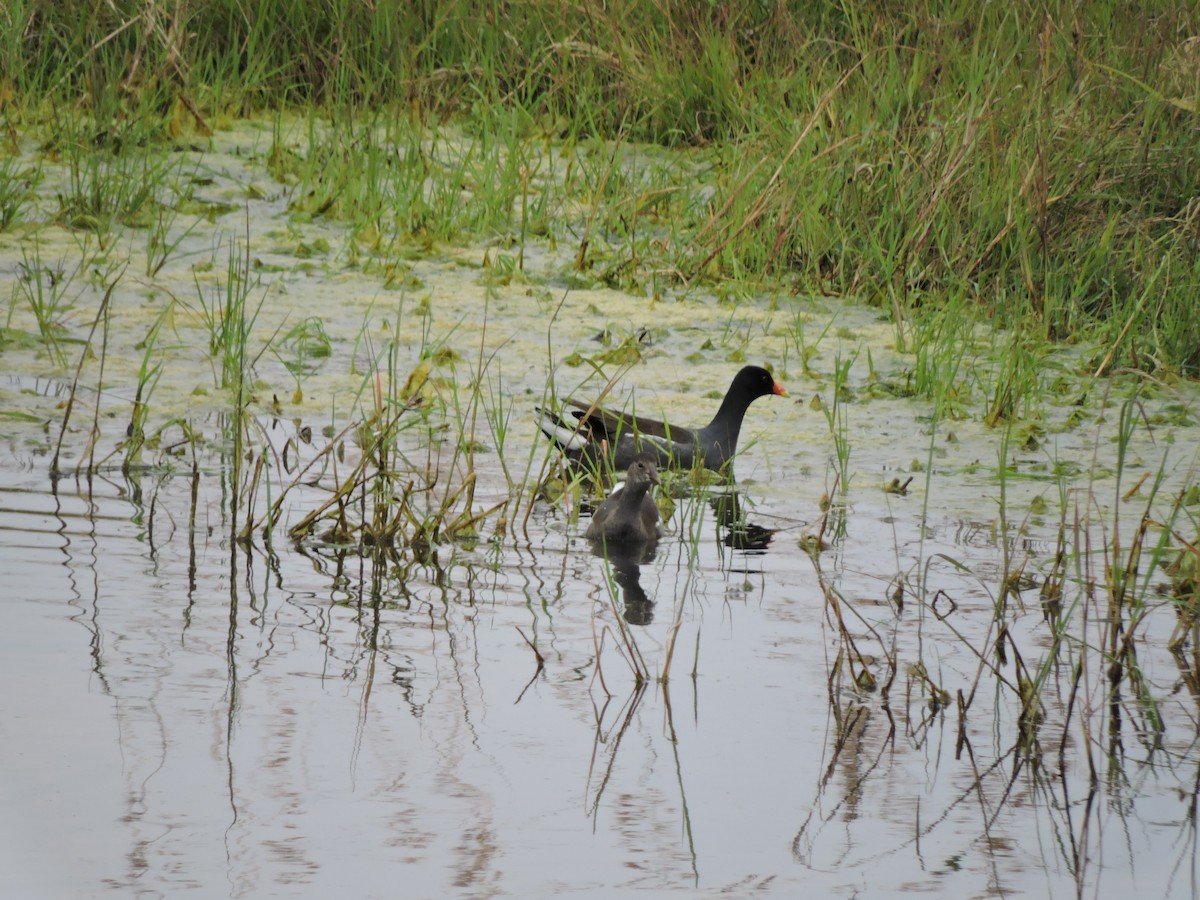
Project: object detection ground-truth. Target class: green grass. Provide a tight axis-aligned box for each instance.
[0,156,39,231]
[271,315,332,404]
[5,0,1196,373]
[190,236,267,392]
[282,356,507,551]
[11,242,78,366]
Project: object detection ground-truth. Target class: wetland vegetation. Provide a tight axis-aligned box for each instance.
[2,1,1200,896]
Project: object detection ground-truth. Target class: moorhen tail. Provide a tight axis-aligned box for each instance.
[540,365,787,474]
[584,457,663,544]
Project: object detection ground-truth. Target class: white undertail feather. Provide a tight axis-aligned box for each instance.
[537,408,588,453]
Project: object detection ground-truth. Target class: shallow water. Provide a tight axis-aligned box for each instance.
[2,117,1200,898]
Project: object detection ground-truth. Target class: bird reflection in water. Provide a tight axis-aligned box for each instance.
[584,476,781,624]
[710,490,776,552]
[590,539,657,625]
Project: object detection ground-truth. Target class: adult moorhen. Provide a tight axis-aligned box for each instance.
[540,365,787,474]
[584,457,663,544]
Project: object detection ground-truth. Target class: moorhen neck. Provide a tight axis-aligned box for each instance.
[540,365,787,474]
[584,457,662,544]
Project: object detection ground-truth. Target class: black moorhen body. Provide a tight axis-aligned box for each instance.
[540,365,787,473]
[584,457,662,544]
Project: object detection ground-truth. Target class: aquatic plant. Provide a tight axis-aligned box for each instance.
[11,242,78,367]
[821,352,854,502]
[0,156,38,231]
[48,268,122,478]
[118,306,172,474]
[191,235,267,392]
[271,315,332,405]
[279,308,508,556]
[54,138,170,235]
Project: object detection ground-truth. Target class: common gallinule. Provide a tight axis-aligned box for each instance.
[541,365,787,473]
[584,457,663,544]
